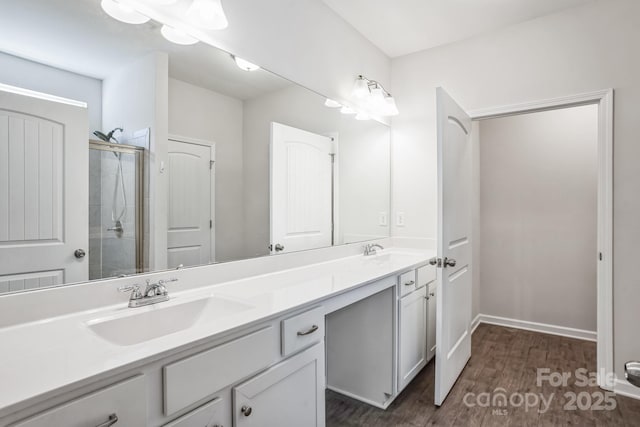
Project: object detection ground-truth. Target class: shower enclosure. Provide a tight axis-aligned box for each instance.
[89,140,145,280]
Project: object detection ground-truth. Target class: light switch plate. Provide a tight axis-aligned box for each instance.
[379,212,388,226]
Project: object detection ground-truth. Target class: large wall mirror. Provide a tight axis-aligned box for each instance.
[0,0,391,294]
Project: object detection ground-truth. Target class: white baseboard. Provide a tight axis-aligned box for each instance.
[614,379,640,400]
[473,314,597,342]
[471,313,481,334]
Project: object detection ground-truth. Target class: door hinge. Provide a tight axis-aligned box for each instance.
[599,252,603,261]
[329,153,335,163]
[210,160,215,169]
[210,220,213,229]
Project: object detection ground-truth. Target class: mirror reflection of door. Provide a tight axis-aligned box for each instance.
[0,90,88,292]
[167,137,215,268]
[270,122,334,254]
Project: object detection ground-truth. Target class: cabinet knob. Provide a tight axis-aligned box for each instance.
[241,405,253,417]
[404,280,415,286]
[430,292,435,297]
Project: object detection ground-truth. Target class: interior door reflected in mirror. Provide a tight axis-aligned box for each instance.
[0,0,391,294]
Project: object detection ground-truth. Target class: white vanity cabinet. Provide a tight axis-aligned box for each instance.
[12,376,146,427]
[426,281,438,362]
[233,343,325,427]
[398,285,427,391]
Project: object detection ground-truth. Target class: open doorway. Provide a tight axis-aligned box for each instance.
[469,90,614,391]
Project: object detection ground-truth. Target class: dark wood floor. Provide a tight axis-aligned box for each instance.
[326,324,640,426]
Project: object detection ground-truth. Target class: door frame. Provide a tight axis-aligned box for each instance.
[468,89,614,389]
[167,134,216,263]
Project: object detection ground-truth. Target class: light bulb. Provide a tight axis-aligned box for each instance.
[187,0,229,30]
[324,99,342,108]
[101,0,150,24]
[161,25,199,45]
[370,86,386,110]
[352,76,369,99]
[234,56,260,71]
[340,106,356,115]
[355,112,371,121]
[384,96,399,116]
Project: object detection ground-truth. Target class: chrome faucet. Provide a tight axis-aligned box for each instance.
[363,243,384,256]
[118,277,178,308]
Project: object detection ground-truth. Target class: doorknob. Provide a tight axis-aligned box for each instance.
[444,257,456,267]
[274,244,285,252]
[74,249,86,259]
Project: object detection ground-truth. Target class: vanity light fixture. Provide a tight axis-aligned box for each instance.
[187,0,229,30]
[100,0,150,24]
[161,25,199,45]
[351,75,399,117]
[340,105,356,115]
[233,56,261,71]
[324,99,342,108]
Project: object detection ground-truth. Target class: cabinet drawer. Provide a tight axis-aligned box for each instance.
[399,271,417,296]
[416,264,436,289]
[13,376,146,427]
[163,326,278,416]
[163,397,225,427]
[281,306,324,357]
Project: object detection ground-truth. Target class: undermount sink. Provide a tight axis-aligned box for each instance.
[86,296,253,346]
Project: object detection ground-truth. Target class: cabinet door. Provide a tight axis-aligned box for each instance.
[398,287,427,392]
[234,343,325,427]
[426,282,438,362]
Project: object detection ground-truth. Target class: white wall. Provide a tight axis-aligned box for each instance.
[0,51,101,137]
[242,84,390,258]
[390,0,640,378]
[103,52,169,271]
[479,105,598,331]
[168,78,245,262]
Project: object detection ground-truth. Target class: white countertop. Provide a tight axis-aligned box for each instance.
[0,248,433,417]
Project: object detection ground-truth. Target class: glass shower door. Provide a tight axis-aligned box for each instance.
[89,141,144,280]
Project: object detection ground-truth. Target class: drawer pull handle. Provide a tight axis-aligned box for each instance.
[404,280,415,286]
[297,325,319,336]
[96,414,118,427]
[241,405,253,416]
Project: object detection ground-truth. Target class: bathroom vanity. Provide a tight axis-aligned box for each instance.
[0,246,435,426]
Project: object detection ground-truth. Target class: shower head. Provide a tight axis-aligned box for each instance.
[93,127,124,143]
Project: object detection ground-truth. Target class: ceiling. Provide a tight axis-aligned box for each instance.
[322,0,594,58]
[0,0,291,100]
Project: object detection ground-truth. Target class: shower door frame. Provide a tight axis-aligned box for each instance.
[89,140,145,274]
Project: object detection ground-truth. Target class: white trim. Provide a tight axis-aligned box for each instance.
[475,314,597,342]
[0,83,87,108]
[469,89,614,390]
[614,379,640,400]
[470,313,481,334]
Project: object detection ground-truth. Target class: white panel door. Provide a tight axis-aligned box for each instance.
[0,90,88,292]
[435,87,473,406]
[167,139,212,268]
[270,122,333,254]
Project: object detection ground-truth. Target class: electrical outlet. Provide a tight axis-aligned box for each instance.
[379,212,388,226]
[396,212,405,227]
